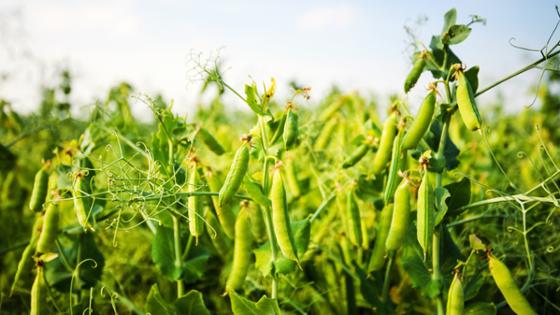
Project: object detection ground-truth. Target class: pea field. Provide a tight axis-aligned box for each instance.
[2,8,560,315]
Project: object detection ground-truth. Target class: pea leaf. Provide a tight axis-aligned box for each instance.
[464,302,497,315]
[445,177,471,216]
[244,84,265,115]
[152,225,182,280]
[292,218,311,258]
[230,291,281,315]
[146,284,175,315]
[443,25,471,45]
[464,66,480,93]
[442,8,457,34]
[254,243,273,277]
[401,233,439,298]
[434,187,451,226]
[244,180,271,208]
[175,290,212,315]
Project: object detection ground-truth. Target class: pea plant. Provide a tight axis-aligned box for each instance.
[2,8,560,315]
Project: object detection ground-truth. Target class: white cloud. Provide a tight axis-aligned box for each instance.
[297,4,359,32]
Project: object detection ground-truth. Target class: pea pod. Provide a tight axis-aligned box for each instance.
[219,141,250,206]
[372,112,398,174]
[342,143,370,168]
[73,174,93,230]
[446,273,464,315]
[402,90,436,150]
[30,267,46,315]
[284,155,301,198]
[225,206,253,292]
[345,189,362,247]
[488,254,536,315]
[206,168,235,239]
[11,215,43,295]
[36,202,59,254]
[269,113,286,145]
[385,179,410,251]
[283,108,298,149]
[198,127,225,155]
[404,56,426,93]
[456,69,482,131]
[314,117,338,151]
[188,165,204,240]
[383,124,404,203]
[29,167,49,212]
[417,169,434,255]
[270,167,298,261]
[368,203,393,272]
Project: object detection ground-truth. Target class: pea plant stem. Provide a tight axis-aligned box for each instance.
[475,47,560,97]
[431,81,453,315]
[172,215,184,297]
[258,115,279,299]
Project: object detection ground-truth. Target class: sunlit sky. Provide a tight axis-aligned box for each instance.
[0,0,559,116]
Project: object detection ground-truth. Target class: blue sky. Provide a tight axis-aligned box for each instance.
[0,0,558,116]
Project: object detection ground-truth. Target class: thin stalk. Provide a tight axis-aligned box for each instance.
[382,252,394,304]
[476,48,560,97]
[258,115,279,298]
[172,216,184,297]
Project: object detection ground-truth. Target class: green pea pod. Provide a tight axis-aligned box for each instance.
[204,208,231,257]
[30,267,46,315]
[219,142,250,206]
[29,168,49,212]
[319,96,346,122]
[225,207,253,292]
[11,214,43,295]
[245,201,266,242]
[488,254,536,315]
[314,117,338,151]
[36,202,59,254]
[456,70,482,131]
[271,168,298,261]
[372,112,398,174]
[402,90,436,150]
[198,127,225,155]
[188,165,204,240]
[206,169,235,239]
[385,179,410,251]
[368,203,393,272]
[404,57,426,93]
[342,143,370,168]
[417,170,434,255]
[73,175,93,230]
[269,113,286,145]
[346,190,362,247]
[383,126,404,203]
[446,273,464,315]
[283,109,298,149]
[284,155,301,198]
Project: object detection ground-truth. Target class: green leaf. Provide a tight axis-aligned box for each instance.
[401,232,439,298]
[146,284,175,315]
[152,225,182,280]
[244,84,265,115]
[292,218,311,258]
[443,24,471,45]
[254,243,273,277]
[434,187,451,226]
[442,8,457,34]
[245,180,272,208]
[230,291,281,315]
[464,302,497,315]
[273,256,296,275]
[445,177,471,216]
[182,253,210,283]
[463,272,485,301]
[469,234,486,251]
[464,66,480,93]
[175,290,211,315]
